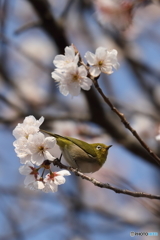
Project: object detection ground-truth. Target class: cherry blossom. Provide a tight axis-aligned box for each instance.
[13,115,44,139]
[53,45,79,69]
[52,63,92,96]
[85,46,119,77]
[27,180,45,191]
[13,137,32,164]
[43,170,71,193]
[19,162,39,186]
[13,116,71,193]
[27,132,56,166]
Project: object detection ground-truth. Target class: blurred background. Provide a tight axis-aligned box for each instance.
[0,0,160,239]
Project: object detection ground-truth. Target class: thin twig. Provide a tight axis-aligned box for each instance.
[92,78,160,166]
[53,159,160,200]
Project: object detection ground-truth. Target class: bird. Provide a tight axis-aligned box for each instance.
[41,129,112,173]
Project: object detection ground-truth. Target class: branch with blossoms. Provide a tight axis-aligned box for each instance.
[12,44,160,197]
[13,115,160,199]
[51,44,160,166]
[13,116,71,193]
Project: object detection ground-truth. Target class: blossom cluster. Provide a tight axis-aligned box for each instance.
[13,115,70,192]
[51,45,119,97]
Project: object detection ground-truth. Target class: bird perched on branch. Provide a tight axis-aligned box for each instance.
[41,130,112,173]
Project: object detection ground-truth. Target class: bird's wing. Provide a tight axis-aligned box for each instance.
[63,136,97,158]
[40,129,97,158]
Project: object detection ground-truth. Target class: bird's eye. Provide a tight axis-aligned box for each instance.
[96,145,102,150]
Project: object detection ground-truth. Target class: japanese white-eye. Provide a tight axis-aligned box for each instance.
[41,130,112,173]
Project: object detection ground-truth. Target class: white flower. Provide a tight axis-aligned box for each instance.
[52,64,92,96]
[85,46,119,77]
[13,115,44,139]
[13,137,32,164]
[19,162,39,185]
[43,170,71,193]
[53,45,79,69]
[19,163,45,190]
[27,132,56,166]
[19,162,34,175]
[27,180,45,191]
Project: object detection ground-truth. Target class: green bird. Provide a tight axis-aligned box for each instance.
[41,130,112,173]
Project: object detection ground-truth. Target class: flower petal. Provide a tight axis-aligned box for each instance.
[24,175,36,185]
[78,65,87,77]
[53,55,66,68]
[19,154,32,164]
[38,116,45,126]
[67,83,81,96]
[50,182,58,192]
[54,175,65,185]
[43,151,56,161]
[23,115,36,125]
[84,51,96,65]
[95,47,107,60]
[19,163,34,175]
[80,77,92,91]
[31,152,44,165]
[65,46,75,60]
[51,71,65,82]
[12,125,24,139]
[42,183,52,193]
[57,170,71,176]
[33,181,45,190]
[44,137,56,149]
[101,65,113,74]
[59,84,69,96]
[89,66,101,77]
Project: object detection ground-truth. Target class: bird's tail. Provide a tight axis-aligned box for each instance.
[40,129,60,138]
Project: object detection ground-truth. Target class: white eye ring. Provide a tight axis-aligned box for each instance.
[96,145,102,150]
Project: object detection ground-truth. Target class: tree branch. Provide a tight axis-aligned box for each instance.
[92,78,160,166]
[26,0,69,53]
[53,159,160,200]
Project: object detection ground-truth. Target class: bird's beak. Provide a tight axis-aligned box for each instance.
[107,145,112,150]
